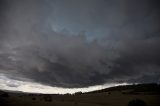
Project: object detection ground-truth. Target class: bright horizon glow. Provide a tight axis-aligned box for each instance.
[0,74,130,94]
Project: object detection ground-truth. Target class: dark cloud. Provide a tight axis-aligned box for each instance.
[0,0,160,88]
[107,37,160,82]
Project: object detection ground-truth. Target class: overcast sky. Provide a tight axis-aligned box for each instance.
[0,0,160,93]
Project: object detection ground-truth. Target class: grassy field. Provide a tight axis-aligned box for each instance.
[0,84,160,106]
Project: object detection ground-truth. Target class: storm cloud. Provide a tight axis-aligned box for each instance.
[0,0,160,88]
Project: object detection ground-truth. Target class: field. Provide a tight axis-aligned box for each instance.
[0,84,160,106]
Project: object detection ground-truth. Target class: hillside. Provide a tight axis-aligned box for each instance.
[87,83,160,94]
[0,83,160,106]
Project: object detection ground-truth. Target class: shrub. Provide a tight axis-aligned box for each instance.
[44,95,52,102]
[128,99,146,106]
[1,93,9,98]
[32,97,36,100]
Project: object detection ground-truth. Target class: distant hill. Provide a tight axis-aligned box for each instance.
[86,83,160,94]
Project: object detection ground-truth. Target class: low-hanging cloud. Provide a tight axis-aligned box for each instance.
[0,0,160,88]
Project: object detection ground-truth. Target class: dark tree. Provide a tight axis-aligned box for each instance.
[75,92,82,95]
[128,99,146,106]
[0,99,5,106]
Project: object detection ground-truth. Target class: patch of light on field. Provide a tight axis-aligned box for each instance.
[0,74,129,94]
